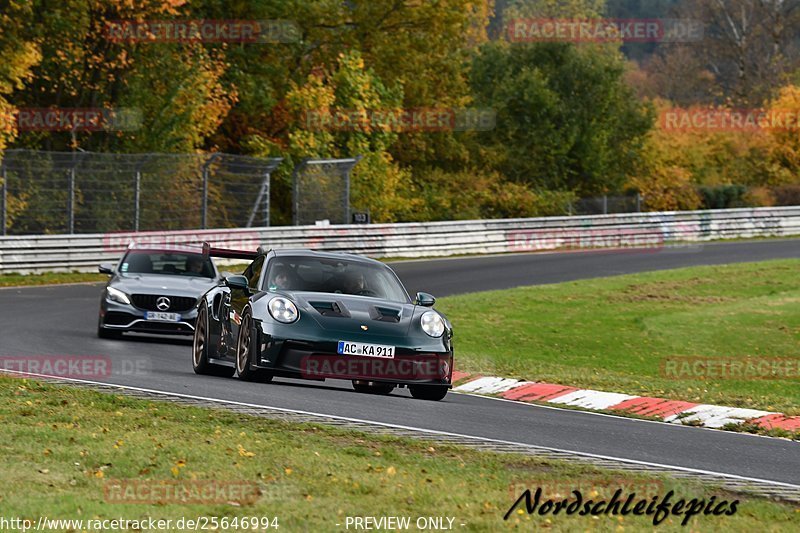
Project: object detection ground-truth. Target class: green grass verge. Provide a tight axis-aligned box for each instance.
[438,259,800,415]
[0,376,796,531]
[0,272,107,287]
[0,264,252,288]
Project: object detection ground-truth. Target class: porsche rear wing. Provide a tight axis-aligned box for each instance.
[201,242,261,261]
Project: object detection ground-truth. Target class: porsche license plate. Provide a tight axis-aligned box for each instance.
[337,341,395,358]
[145,311,181,322]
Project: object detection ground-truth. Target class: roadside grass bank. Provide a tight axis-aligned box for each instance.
[0,264,252,288]
[0,376,796,531]
[438,260,800,415]
[0,271,107,287]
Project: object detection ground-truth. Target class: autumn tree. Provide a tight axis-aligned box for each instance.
[12,0,235,152]
[765,84,800,184]
[279,50,414,223]
[0,0,40,152]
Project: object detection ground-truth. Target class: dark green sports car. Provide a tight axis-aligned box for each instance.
[192,245,454,401]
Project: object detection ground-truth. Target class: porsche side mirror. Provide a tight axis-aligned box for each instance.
[415,292,436,307]
[98,263,114,275]
[225,275,250,291]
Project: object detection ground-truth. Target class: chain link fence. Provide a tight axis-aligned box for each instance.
[568,194,643,216]
[0,150,282,235]
[0,149,673,235]
[291,157,361,226]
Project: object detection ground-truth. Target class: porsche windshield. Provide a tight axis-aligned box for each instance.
[265,256,408,303]
[120,251,215,278]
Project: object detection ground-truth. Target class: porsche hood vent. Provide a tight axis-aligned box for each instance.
[309,300,351,318]
[308,300,401,323]
[369,306,402,323]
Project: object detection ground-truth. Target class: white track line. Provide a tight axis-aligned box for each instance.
[2,368,798,491]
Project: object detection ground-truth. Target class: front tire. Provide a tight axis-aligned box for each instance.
[193,304,235,377]
[236,311,273,383]
[352,380,395,395]
[409,385,448,401]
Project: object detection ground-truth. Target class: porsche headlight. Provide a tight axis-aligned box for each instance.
[106,286,131,305]
[269,297,299,324]
[421,311,445,337]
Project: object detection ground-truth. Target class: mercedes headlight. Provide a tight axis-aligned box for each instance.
[105,286,131,305]
[421,311,445,337]
[269,297,299,324]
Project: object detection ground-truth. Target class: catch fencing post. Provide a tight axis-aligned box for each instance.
[134,168,140,231]
[133,155,152,232]
[291,157,361,226]
[291,158,308,226]
[245,158,282,228]
[264,172,270,226]
[201,154,221,229]
[1,164,6,236]
[68,167,74,234]
[66,151,87,234]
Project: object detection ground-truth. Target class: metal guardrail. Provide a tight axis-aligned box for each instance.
[0,206,798,274]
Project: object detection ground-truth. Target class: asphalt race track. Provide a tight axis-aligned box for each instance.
[1,239,799,486]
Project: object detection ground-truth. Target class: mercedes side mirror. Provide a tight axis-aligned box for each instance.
[415,292,436,307]
[98,263,114,275]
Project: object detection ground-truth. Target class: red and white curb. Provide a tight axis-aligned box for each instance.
[451,373,800,433]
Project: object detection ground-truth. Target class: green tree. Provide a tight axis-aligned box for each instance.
[470,40,653,195]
